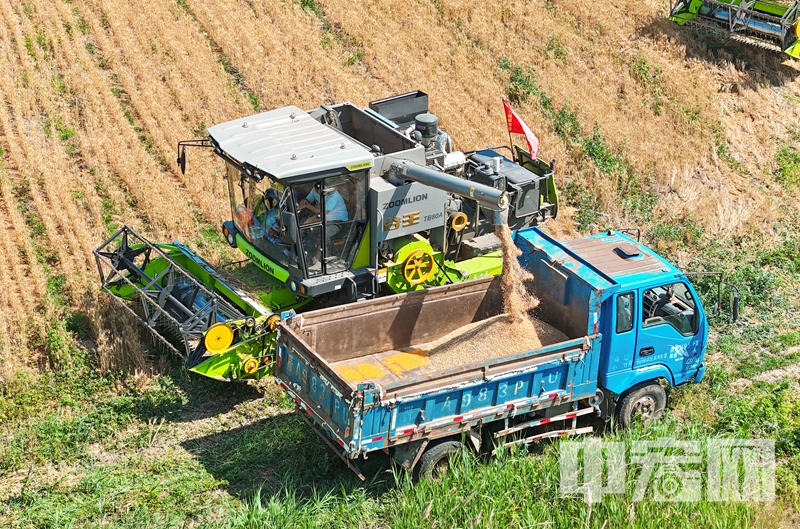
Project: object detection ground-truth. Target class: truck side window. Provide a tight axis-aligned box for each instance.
[642,282,697,336]
[616,293,633,333]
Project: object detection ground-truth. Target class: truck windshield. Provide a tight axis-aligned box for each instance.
[642,282,697,336]
[225,163,298,269]
[293,171,367,276]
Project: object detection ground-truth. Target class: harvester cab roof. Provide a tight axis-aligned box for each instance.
[206,105,375,182]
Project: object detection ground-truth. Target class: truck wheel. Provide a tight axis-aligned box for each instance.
[616,383,666,429]
[416,441,463,481]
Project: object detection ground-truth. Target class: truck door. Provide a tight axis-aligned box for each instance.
[634,281,705,383]
[606,292,638,373]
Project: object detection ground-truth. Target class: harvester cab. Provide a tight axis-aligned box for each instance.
[96,91,558,381]
[669,0,800,58]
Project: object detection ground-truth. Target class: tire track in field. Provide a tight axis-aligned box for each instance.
[88,0,246,225]
[23,0,193,242]
[31,0,155,281]
[0,2,57,324]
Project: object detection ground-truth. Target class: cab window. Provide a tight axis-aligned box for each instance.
[616,293,633,333]
[225,163,297,268]
[293,171,367,275]
[642,282,697,336]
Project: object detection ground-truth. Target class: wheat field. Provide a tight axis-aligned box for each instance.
[0,0,797,378]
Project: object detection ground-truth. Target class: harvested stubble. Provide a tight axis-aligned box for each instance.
[420,313,568,372]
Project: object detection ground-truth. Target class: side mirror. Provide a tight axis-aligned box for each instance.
[177,146,187,175]
[281,211,298,243]
[730,289,740,322]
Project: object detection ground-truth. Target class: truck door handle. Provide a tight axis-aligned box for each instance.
[640,347,655,357]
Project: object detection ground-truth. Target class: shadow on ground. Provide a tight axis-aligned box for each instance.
[637,17,800,89]
[180,412,392,500]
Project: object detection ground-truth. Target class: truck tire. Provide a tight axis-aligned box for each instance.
[616,383,666,429]
[416,441,464,481]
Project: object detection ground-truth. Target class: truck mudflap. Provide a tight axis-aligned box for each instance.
[94,225,276,379]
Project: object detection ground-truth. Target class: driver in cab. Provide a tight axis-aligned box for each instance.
[298,183,348,237]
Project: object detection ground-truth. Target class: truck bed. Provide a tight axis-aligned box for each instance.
[274,228,612,457]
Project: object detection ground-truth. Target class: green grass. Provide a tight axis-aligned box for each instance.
[775,144,800,186]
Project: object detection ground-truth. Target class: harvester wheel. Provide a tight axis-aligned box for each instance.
[402,249,435,285]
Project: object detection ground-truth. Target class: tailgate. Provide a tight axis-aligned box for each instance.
[274,329,362,450]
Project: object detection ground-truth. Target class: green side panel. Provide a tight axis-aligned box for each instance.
[669,0,792,22]
[384,239,505,293]
[668,0,706,23]
[352,224,371,269]
[235,234,290,282]
[190,334,275,381]
[223,261,299,311]
[785,39,800,58]
[751,0,792,16]
[546,172,559,215]
[384,237,437,293]
[447,250,504,280]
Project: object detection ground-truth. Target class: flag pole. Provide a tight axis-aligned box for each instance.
[503,96,516,163]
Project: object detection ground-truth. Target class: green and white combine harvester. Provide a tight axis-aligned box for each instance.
[94,91,558,381]
[669,0,800,57]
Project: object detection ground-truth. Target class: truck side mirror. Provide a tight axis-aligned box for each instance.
[730,289,740,322]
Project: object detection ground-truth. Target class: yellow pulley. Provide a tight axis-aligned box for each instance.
[402,248,436,285]
[451,212,468,232]
[242,357,259,375]
[267,314,281,332]
[204,323,234,353]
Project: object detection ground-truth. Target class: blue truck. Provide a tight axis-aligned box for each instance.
[274,227,723,479]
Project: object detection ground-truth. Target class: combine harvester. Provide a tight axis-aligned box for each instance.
[669,0,800,57]
[94,91,558,381]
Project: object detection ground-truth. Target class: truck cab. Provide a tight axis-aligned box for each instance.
[554,231,707,400]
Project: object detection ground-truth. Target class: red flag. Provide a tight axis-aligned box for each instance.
[502,98,539,160]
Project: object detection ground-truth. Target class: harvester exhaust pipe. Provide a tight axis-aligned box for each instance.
[390,160,509,220]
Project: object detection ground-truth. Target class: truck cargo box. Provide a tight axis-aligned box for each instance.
[274,229,612,468]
